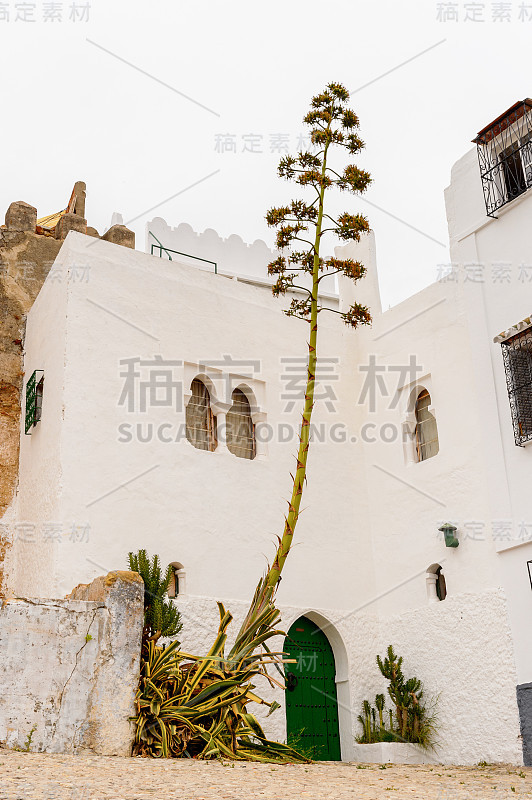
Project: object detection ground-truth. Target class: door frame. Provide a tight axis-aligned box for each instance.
[284,609,353,761]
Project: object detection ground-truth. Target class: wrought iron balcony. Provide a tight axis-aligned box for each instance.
[473,99,532,217]
[499,324,532,447]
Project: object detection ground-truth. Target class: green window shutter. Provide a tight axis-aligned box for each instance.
[25,370,44,434]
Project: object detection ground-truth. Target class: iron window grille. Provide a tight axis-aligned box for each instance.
[435,566,447,602]
[414,389,439,462]
[172,569,180,597]
[473,99,532,217]
[185,379,217,452]
[25,370,44,434]
[226,389,256,460]
[500,327,532,446]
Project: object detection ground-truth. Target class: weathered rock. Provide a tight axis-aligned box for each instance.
[5,201,37,232]
[55,213,87,240]
[101,224,135,249]
[67,570,143,602]
[72,181,86,219]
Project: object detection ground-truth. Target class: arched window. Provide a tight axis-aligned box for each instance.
[186,379,217,451]
[415,389,439,461]
[167,562,186,598]
[426,563,447,603]
[226,388,255,460]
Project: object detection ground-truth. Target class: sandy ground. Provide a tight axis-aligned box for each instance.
[0,751,531,800]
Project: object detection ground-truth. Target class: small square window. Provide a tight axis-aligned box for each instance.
[25,370,44,434]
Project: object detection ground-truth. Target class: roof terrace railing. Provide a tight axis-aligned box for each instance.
[148,230,218,273]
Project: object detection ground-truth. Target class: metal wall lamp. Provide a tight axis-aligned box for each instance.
[439,522,459,548]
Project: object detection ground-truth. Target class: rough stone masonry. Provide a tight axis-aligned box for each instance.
[0,570,143,755]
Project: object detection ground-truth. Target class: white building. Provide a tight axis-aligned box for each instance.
[5,99,532,765]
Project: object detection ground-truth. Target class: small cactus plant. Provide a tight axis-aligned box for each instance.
[355,646,437,750]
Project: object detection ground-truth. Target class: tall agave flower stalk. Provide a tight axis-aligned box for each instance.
[234,82,372,644]
[132,83,372,761]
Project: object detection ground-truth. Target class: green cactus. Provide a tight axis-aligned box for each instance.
[362,700,372,742]
[375,693,385,730]
[128,549,182,644]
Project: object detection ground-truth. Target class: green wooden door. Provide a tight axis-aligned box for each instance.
[284,616,341,761]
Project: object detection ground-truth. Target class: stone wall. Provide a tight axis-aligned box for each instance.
[0,571,143,755]
[517,683,532,766]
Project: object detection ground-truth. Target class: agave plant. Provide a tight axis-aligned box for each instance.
[132,601,308,761]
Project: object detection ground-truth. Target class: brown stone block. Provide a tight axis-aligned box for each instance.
[5,202,37,232]
[72,180,86,218]
[55,213,87,240]
[101,224,135,249]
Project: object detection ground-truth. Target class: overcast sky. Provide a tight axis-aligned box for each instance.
[1,0,530,307]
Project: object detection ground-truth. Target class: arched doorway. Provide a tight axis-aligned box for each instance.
[284,616,341,761]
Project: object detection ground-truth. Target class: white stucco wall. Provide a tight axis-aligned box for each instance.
[174,587,522,765]
[343,274,501,618]
[8,137,532,766]
[445,146,532,686]
[4,245,71,598]
[11,232,376,613]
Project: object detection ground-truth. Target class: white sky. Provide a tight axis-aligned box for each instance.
[1,0,530,308]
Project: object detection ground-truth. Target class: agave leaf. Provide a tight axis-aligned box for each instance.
[145,679,165,701]
[241,712,266,739]
[244,690,267,706]
[191,688,250,716]
[187,678,244,708]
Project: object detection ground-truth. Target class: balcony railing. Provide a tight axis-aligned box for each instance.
[500,325,532,447]
[473,99,532,217]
